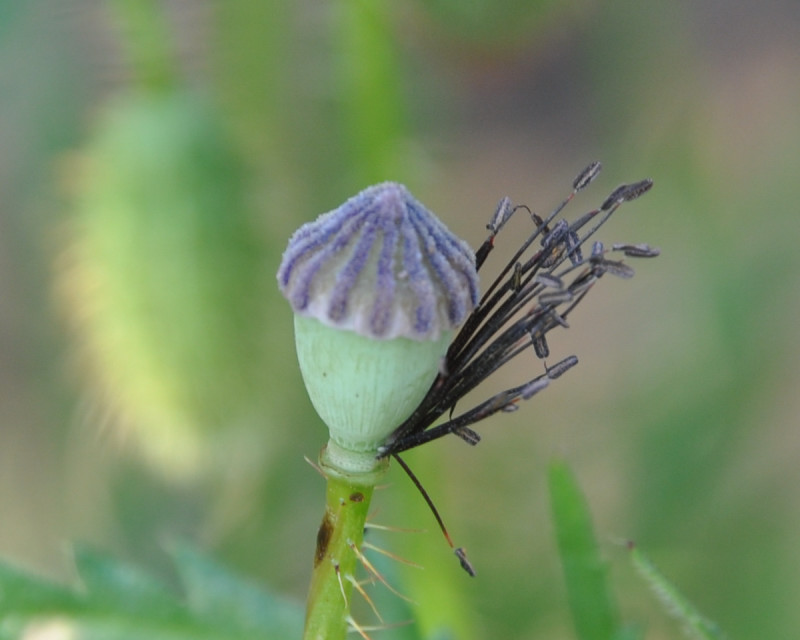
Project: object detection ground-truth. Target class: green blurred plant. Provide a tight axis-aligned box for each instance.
[414,0,566,48]
[628,543,727,640]
[549,459,726,640]
[57,1,270,475]
[549,458,627,640]
[0,545,303,640]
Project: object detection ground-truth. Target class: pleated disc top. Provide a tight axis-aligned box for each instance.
[277,182,479,341]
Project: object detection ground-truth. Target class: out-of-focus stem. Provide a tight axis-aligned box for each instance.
[108,0,175,91]
[303,446,389,640]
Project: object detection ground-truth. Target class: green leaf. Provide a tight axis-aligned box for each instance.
[171,544,303,638]
[628,542,727,640]
[0,560,83,614]
[0,545,302,640]
[548,458,620,640]
[72,544,186,621]
[0,563,79,640]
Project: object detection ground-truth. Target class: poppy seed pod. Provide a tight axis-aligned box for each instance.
[277,183,479,472]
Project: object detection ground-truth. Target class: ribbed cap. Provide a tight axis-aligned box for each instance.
[277,182,479,341]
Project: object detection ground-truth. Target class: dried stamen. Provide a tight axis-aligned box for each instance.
[379,164,656,458]
[613,242,661,258]
[572,160,602,191]
[455,548,477,577]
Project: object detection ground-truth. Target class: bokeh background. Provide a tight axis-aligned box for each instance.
[2,1,799,638]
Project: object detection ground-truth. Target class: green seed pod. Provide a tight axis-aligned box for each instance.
[278,183,479,472]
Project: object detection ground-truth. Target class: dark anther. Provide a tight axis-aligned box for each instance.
[612,243,661,258]
[542,219,568,249]
[591,257,636,279]
[487,197,513,233]
[566,230,583,265]
[521,378,549,399]
[455,548,477,577]
[512,263,523,291]
[621,179,653,202]
[539,290,574,305]
[532,332,550,359]
[601,184,629,211]
[547,355,579,379]
[534,273,564,289]
[453,426,481,445]
[573,161,602,192]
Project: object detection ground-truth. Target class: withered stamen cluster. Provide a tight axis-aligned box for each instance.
[378,162,656,457]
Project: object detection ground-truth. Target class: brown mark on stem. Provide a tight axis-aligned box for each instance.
[315,511,334,567]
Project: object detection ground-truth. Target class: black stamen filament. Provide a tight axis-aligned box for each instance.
[380,163,656,577]
[379,164,655,458]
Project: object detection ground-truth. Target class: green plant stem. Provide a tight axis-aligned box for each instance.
[303,447,389,640]
[334,0,407,184]
[108,0,175,91]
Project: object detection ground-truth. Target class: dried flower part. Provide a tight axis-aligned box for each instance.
[572,160,602,192]
[379,163,658,457]
[278,182,479,341]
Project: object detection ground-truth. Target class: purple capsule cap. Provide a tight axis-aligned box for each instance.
[277,182,480,341]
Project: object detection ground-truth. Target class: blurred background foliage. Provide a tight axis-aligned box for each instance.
[1,0,799,638]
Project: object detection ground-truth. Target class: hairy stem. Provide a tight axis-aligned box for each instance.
[303,447,389,640]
